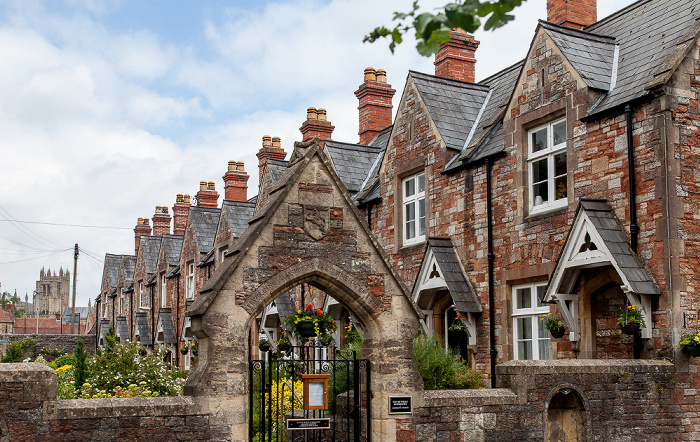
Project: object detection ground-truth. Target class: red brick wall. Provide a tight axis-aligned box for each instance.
[355,69,396,145]
[547,0,597,29]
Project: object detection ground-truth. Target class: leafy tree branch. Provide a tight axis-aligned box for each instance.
[364,0,525,56]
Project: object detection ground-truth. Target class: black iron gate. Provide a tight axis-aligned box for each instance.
[249,344,370,441]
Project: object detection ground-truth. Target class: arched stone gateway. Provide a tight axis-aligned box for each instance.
[185,138,424,441]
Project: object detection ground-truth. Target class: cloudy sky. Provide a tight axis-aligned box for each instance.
[0,0,635,308]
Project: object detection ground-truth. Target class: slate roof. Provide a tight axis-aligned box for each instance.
[543,198,660,302]
[325,141,384,193]
[121,256,137,282]
[275,292,294,332]
[354,126,393,205]
[162,234,184,266]
[104,254,124,287]
[368,125,393,148]
[427,238,482,313]
[98,320,111,346]
[541,21,616,91]
[410,71,490,151]
[115,316,130,341]
[221,200,256,238]
[135,312,151,345]
[199,249,215,267]
[62,306,89,324]
[267,158,289,184]
[189,207,221,253]
[584,0,700,115]
[156,308,177,344]
[139,236,162,274]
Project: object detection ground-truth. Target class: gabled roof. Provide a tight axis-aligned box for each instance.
[325,141,384,193]
[412,238,482,314]
[267,158,289,184]
[104,254,124,287]
[585,0,700,115]
[189,207,221,253]
[162,234,184,266]
[115,316,130,341]
[62,306,89,323]
[540,21,616,91]
[139,236,162,274]
[221,199,256,238]
[120,256,137,282]
[409,71,490,151]
[543,198,660,304]
[155,308,176,344]
[134,312,151,345]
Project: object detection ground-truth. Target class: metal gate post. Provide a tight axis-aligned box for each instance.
[353,351,360,442]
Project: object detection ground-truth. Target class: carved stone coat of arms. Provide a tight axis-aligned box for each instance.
[304,206,330,240]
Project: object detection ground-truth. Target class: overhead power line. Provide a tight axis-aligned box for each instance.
[0,219,131,230]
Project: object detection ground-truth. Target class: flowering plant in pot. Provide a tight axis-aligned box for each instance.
[180,345,189,355]
[540,313,567,338]
[448,312,469,332]
[258,337,271,352]
[277,335,291,352]
[680,332,700,357]
[284,304,337,342]
[617,305,645,335]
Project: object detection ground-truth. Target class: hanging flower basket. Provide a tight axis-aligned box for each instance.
[550,327,566,339]
[258,338,271,352]
[684,344,700,357]
[180,346,189,355]
[680,332,700,356]
[284,304,337,342]
[277,335,291,352]
[621,323,640,335]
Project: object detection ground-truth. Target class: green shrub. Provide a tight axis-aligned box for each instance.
[2,338,36,363]
[50,354,77,369]
[412,334,483,390]
[74,339,87,388]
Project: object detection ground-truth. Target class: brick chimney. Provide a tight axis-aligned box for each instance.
[300,107,334,147]
[196,181,219,208]
[134,218,151,254]
[223,161,249,201]
[434,29,479,83]
[547,0,597,29]
[152,206,171,236]
[256,135,287,184]
[354,67,396,145]
[172,194,190,235]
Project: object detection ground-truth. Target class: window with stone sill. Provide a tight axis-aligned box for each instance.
[528,118,567,214]
[402,172,426,246]
[512,282,551,360]
[161,273,167,308]
[119,289,124,315]
[139,282,146,308]
[186,262,195,300]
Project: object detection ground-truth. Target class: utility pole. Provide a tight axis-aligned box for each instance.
[70,244,78,334]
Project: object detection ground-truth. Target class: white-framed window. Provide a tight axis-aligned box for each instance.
[186,263,195,299]
[119,289,124,315]
[402,172,425,246]
[512,282,551,360]
[220,248,228,264]
[160,274,167,308]
[139,282,146,308]
[528,118,567,213]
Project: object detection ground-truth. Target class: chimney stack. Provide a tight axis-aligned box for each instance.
[256,135,287,186]
[223,161,249,201]
[196,181,219,208]
[355,67,396,145]
[134,217,151,255]
[172,194,190,235]
[300,107,334,147]
[152,206,171,236]
[547,0,597,29]
[434,29,479,83]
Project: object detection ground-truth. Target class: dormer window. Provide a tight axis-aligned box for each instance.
[139,282,146,308]
[402,172,425,246]
[161,274,167,308]
[528,118,567,214]
[186,263,195,299]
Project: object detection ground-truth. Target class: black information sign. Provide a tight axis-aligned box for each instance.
[389,396,412,414]
[286,418,331,430]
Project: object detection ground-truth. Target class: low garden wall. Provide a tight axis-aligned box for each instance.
[0,359,695,441]
[0,334,96,359]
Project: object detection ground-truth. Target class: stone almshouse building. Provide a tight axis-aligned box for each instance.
[65,0,700,438]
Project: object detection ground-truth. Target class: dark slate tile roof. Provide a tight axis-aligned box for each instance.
[275,292,294,332]
[354,126,392,205]
[139,236,162,274]
[199,248,215,266]
[190,207,221,253]
[62,307,89,324]
[410,71,490,151]
[428,238,482,313]
[135,312,151,345]
[578,199,659,295]
[162,234,184,266]
[115,316,130,341]
[541,21,616,91]
[121,256,136,282]
[267,158,289,184]
[325,141,384,193]
[585,0,700,115]
[221,200,256,238]
[156,308,176,344]
[98,320,110,347]
[451,61,523,166]
[104,254,123,287]
[368,125,393,148]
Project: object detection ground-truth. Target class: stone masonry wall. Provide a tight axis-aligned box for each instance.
[0,334,96,359]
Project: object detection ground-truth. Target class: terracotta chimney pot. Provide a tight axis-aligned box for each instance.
[262,135,272,147]
[306,107,318,121]
[364,67,377,82]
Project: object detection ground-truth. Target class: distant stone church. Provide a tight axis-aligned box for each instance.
[35,267,70,316]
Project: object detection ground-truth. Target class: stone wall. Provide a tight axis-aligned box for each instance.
[0,334,96,359]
